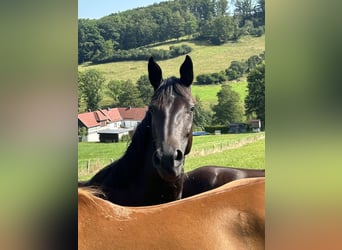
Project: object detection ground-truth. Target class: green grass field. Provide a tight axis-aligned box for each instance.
[78,132,265,180]
[185,136,265,172]
[192,81,247,108]
[78,35,264,83]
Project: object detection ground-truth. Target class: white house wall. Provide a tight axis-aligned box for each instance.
[107,121,121,129]
[83,120,140,142]
[121,120,140,128]
[84,127,97,142]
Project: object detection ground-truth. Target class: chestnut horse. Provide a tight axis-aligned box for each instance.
[78,177,265,250]
[79,56,195,206]
[183,166,265,198]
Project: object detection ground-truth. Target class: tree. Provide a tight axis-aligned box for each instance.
[193,95,212,130]
[225,60,248,80]
[211,16,234,44]
[254,0,265,26]
[118,80,145,107]
[78,19,106,64]
[184,12,198,38]
[78,82,85,112]
[78,69,105,111]
[234,0,254,25]
[215,0,229,16]
[91,40,115,64]
[168,11,186,40]
[136,75,154,105]
[200,15,234,45]
[106,80,124,106]
[245,62,265,129]
[212,84,244,125]
[246,53,264,72]
[97,15,121,42]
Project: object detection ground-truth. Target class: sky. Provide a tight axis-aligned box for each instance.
[78,0,165,19]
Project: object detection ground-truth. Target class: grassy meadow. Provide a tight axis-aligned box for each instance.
[78,132,265,181]
[192,81,248,108]
[185,135,265,172]
[79,35,264,83]
[78,35,264,108]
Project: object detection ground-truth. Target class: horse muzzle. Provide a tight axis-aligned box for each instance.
[153,148,184,181]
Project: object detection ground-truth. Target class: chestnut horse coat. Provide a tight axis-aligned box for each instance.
[78,177,265,250]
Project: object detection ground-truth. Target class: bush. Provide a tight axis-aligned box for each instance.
[169,44,192,57]
[78,127,87,136]
[120,134,131,143]
[252,26,265,37]
[92,45,192,64]
[196,72,226,85]
[225,61,248,81]
[246,55,263,73]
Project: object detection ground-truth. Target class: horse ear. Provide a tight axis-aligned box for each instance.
[148,57,163,90]
[179,55,193,87]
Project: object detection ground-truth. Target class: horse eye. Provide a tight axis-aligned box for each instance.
[190,106,195,112]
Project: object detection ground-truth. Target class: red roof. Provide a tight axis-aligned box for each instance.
[118,107,147,120]
[78,107,147,128]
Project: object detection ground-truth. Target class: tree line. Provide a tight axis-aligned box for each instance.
[78,59,265,130]
[196,51,264,84]
[193,60,265,130]
[78,0,265,64]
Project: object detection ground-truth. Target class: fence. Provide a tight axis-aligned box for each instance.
[78,158,115,178]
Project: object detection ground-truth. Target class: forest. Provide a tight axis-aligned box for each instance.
[78,0,265,64]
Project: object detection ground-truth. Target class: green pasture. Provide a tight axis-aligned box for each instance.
[185,137,265,172]
[78,132,265,181]
[78,35,265,83]
[191,84,221,108]
[192,82,248,108]
[79,35,262,109]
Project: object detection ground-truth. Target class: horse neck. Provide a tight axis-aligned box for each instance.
[143,170,185,205]
[115,113,154,173]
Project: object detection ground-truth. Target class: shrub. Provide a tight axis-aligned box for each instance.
[225,61,248,81]
[196,72,226,85]
[92,45,192,64]
[121,134,131,143]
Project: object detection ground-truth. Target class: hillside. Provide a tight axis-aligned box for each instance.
[79,35,264,83]
[79,35,264,108]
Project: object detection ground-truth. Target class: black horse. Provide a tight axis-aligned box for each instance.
[79,55,195,206]
[182,166,265,198]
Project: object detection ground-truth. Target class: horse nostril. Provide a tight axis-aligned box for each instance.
[175,149,183,161]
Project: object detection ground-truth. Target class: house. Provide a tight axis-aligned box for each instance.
[78,107,147,142]
[228,123,248,133]
[97,128,133,143]
[249,119,261,132]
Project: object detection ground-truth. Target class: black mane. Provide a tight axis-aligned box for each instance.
[151,77,193,108]
[84,111,152,188]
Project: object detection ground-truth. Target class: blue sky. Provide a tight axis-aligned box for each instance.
[78,0,164,19]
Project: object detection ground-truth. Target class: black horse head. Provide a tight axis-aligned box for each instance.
[148,55,195,182]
